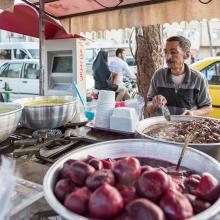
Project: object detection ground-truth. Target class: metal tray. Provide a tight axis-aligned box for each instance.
[137,115,220,149]
[43,139,220,220]
[86,121,136,136]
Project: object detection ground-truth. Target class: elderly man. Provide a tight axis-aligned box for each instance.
[146,35,212,116]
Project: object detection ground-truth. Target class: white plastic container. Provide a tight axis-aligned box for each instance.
[110,107,138,132]
[95,90,115,128]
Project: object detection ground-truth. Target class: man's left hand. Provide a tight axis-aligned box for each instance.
[181,110,194,115]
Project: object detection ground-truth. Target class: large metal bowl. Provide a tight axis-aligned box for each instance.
[137,115,220,150]
[13,96,77,129]
[43,139,220,220]
[0,103,23,142]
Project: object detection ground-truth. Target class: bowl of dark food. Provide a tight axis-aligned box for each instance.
[0,103,23,142]
[43,139,220,220]
[13,96,77,129]
[137,115,220,149]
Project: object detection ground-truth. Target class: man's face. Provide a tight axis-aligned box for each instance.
[164,41,188,71]
[119,51,126,60]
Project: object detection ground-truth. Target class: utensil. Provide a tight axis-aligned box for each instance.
[176,132,193,171]
[159,105,171,121]
[0,103,23,143]
[72,81,94,121]
[13,96,76,129]
[43,139,220,220]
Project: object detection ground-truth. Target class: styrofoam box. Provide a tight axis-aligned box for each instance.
[110,107,138,132]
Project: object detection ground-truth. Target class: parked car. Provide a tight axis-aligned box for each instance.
[0,42,39,65]
[0,59,94,101]
[190,57,220,118]
[0,59,39,100]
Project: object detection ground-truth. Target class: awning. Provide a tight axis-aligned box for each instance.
[23,0,219,33]
[1,0,219,36]
[0,0,14,12]
[0,3,83,39]
[28,0,172,19]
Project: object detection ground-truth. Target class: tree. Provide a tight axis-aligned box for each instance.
[135,25,164,117]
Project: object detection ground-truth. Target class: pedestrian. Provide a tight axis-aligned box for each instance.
[146,35,212,116]
[109,48,136,100]
[0,93,4,102]
[92,50,129,101]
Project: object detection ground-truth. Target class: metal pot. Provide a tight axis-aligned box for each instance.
[13,96,77,129]
[43,139,220,220]
[137,115,220,150]
[0,103,23,142]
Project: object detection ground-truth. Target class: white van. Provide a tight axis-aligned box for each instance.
[0,42,39,65]
[0,58,93,101]
[0,59,39,100]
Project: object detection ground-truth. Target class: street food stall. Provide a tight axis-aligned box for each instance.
[1,0,220,219]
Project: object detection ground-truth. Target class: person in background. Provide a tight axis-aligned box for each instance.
[190,55,195,64]
[146,35,212,116]
[0,93,4,102]
[92,50,129,101]
[109,48,136,100]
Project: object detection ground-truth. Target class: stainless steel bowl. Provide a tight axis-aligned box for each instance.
[0,103,23,142]
[13,96,77,129]
[43,139,220,220]
[137,115,220,149]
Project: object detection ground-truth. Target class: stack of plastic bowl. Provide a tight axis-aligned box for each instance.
[94,90,115,128]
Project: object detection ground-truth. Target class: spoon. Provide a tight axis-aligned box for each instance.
[166,132,193,177]
[72,81,95,121]
[176,132,193,171]
[159,105,171,121]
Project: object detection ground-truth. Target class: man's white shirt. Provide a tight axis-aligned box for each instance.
[109,57,136,86]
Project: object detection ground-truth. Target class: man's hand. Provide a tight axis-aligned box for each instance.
[181,105,212,116]
[152,95,167,108]
[181,110,194,116]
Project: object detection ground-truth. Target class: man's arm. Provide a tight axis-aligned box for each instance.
[122,61,136,79]
[182,75,212,116]
[182,105,212,116]
[146,101,158,116]
[112,72,118,84]
[146,95,167,116]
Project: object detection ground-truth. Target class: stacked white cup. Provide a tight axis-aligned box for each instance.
[94,90,115,128]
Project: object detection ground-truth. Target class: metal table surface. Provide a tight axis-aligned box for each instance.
[10,126,220,219]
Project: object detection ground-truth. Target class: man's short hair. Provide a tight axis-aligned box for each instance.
[166,36,191,51]
[116,48,125,57]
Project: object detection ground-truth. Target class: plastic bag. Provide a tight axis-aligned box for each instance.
[0,157,16,220]
[124,95,145,120]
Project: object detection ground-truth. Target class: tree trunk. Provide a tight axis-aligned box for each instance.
[135,25,164,117]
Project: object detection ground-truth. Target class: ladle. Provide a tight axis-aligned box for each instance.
[72,81,94,121]
[176,132,193,171]
[160,105,171,121]
[167,132,194,176]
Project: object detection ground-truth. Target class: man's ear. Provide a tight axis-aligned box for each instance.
[184,50,190,59]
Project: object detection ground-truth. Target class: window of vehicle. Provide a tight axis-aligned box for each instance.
[28,49,39,59]
[23,63,39,79]
[201,62,220,85]
[14,49,28,59]
[0,63,7,76]
[0,63,22,78]
[0,49,11,59]
[126,57,136,66]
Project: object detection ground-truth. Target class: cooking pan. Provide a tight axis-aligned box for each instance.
[137,115,220,149]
